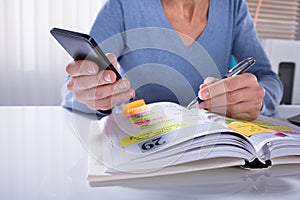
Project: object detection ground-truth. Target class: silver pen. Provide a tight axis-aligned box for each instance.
[186,57,256,110]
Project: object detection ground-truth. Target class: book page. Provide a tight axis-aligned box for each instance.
[94,102,255,173]
[102,102,226,153]
[223,115,300,161]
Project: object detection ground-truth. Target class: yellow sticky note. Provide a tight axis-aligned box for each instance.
[122,99,147,117]
[120,121,187,147]
[227,122,271,137]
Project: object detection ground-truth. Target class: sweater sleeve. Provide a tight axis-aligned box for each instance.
[232,0,283,117]
[61,0,125,115]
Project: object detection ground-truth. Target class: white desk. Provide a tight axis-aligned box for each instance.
[1,106,300,200]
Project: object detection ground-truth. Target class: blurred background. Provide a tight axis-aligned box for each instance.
[0,0,106,105]
[0,0,299,106]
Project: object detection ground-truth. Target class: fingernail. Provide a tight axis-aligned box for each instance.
[87,66,96,74]
[104,73,111,82]
[200,88,210,99]
[117,81,127,89]
[198,101,206,109]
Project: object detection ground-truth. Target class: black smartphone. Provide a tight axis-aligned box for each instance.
[50,27,122,80]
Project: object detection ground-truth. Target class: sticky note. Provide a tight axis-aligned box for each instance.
[124,105,149,117]
[227,122,271,137]
[120,121,187,147]
[122,99,147,117]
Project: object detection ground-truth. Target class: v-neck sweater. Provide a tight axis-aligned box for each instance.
[62,0,283,117]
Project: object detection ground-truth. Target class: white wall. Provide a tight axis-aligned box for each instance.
[0,0,106,105]
[262,39,300,105]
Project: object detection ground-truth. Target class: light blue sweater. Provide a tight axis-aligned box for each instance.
[61,0,283,117]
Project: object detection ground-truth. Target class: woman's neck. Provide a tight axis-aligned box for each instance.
[161,0,208,22]
[161,0,210,46]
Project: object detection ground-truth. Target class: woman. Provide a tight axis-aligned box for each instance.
[62,0,283,121]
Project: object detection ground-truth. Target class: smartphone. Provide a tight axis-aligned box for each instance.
[50,27,122,80]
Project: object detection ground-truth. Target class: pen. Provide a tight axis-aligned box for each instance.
[186,57,256,110]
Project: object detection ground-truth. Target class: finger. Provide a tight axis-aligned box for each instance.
[84,89,135,111]
[204,76,219,85]
[229,112,259,121]
[223,73,258,91]
[199,73,257,100]
[67,77,74,91]
[73,70,117,90]
[201,87,258,109]
[200,88,263,112]
[106,53,118,70]
[111,89,135,106]
[75,79,131,101]
[66,60,99,77]
[200,77,219,90]
[199,93,230,109]
[226,99,262,116]
[202,100,262,120]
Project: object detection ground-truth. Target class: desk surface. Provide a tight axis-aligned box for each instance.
[1,106,300,200]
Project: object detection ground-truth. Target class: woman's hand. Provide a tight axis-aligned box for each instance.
[198,73,265,121]
[65,53,135,111]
